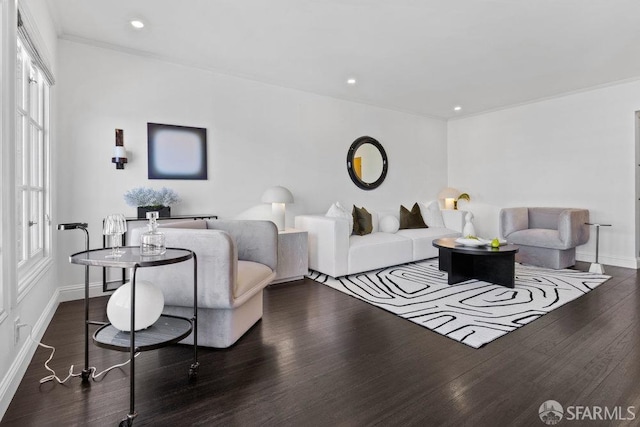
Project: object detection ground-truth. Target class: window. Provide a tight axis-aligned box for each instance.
[0,3,4,316]
[15,37,51,294]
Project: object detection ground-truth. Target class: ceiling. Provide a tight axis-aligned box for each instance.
[45,0,640,119]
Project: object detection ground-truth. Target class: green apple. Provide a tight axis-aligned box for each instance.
[491,238,500,248]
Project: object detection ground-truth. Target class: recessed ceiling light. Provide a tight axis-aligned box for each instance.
[453,106,462,111]
[346,78,357,85]
[130,20,145,29]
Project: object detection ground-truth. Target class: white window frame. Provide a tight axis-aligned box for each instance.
[0,0,7,322]
[15,33,52,300]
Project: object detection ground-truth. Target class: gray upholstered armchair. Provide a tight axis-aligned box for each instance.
[130,219,277,348]
[499,207,589,269]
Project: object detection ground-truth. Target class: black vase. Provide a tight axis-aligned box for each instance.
[137,206,170,219]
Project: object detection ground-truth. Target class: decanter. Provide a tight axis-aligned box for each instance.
[140,211,166,256]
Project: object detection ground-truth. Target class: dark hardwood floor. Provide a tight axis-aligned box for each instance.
[2,261,640,426]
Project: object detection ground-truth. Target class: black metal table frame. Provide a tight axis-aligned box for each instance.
[433,238,519,288]
[70,246,198,426]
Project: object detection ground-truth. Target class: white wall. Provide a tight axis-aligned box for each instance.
[448,80,640,268]
[55,39,448,289]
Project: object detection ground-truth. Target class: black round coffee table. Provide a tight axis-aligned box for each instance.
[433,237,519,288]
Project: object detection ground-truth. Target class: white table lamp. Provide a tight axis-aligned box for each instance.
[438,187,461,210]
[107,280,164,331]
[261,186,294,231]
[444,198,456,210]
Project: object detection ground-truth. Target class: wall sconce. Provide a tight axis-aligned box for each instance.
[112,128,128,169]
[261,186,294,231]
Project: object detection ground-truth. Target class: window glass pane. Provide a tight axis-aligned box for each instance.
[30,124,38,186]
[43,84,49,122]
[16,113,24,185]
[37,191,44,251]
[16,190,25,264]
[37,129,43,187]
[38,73,44,125]
[29,65,39,119]
[16,44,24,109]
[30,191,42,255]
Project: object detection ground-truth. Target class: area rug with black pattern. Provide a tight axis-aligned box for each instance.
[306,260,611,348]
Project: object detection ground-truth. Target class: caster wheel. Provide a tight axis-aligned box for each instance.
[119,413,136,426]
[188,362,199,380]
[81,370,91,383]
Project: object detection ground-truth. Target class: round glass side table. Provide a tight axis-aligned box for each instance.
[585,223,611,274]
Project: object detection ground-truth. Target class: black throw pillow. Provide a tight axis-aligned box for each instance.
[399,202,428,229]
[352,206,373,236]
[352,206,361,235]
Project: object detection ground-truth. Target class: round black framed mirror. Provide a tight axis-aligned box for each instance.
[346,136,388,190]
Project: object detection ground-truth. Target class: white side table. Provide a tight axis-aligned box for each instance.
[272,228,308,284]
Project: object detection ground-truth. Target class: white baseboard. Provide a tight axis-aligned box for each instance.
[576,251,638,270]
[0,281,111,420]
[0,288,59,420]
[58,280,113,302]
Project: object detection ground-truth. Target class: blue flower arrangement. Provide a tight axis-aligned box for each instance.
[123,187,181,208]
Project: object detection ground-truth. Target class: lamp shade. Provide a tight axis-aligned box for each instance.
[113,146,127,158]
[106,280,164,331]
[438,187,461,200]
[261,186,294,204]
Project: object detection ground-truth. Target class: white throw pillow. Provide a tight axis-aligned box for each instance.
[420,200,445,228]
[326,201,353,231]
[379,215,400,233]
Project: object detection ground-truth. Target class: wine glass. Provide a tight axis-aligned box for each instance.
[114,214,127,255]
[103,215,117,258]
[103,214,127,258]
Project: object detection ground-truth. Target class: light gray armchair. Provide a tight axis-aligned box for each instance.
[130,219,277,348]
[499,207,589,269]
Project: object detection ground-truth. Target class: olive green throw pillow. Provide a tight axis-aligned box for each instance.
[352,206,373,236]
[399,203,428,229]
[352,207,361,235]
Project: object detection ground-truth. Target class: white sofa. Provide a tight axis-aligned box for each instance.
[295,207,465,278]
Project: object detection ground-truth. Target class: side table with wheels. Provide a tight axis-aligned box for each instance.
[70,247,198,426]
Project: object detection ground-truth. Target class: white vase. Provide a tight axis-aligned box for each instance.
[463,212,476,237]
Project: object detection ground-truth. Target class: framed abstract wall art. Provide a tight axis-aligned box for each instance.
[147,122,208,180]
